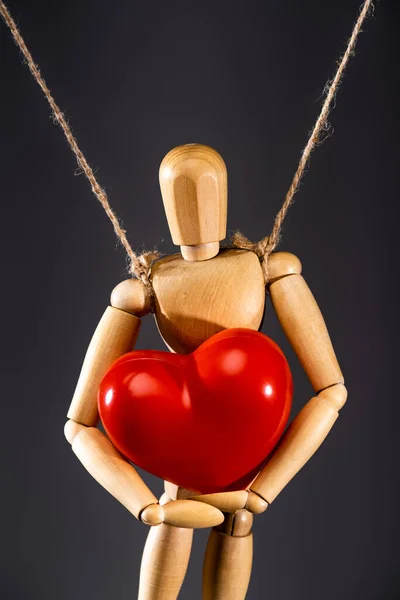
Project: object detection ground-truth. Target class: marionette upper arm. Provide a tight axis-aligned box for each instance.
[267,252,344,395]
[66,278,151,428]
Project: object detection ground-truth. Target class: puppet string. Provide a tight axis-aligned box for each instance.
[0,0,159,298]
[232,0,374,282]
[0,0,373,288]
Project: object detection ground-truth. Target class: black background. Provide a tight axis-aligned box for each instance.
[1,1,398,598]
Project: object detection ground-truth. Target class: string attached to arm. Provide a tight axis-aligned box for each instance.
[0,0,374,288]
[232,0,374,282]
[0,1,160,298]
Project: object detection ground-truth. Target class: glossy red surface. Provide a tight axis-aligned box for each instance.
[99,328,293,494]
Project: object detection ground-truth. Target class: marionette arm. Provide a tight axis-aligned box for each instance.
[249,252,347,506]
[64,278,224,529]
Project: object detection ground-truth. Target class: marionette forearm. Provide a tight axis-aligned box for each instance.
[251,384,346,503]
[64,279,158,521]
[251,253,346,504]
[64,279,224,528]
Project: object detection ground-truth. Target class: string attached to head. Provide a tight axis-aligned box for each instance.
[0,0,374,290]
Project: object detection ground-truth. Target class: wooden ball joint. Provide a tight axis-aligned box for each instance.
[65,143,346,599]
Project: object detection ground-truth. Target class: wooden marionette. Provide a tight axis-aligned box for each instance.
[65,143,346,599]
[0,2,374,598]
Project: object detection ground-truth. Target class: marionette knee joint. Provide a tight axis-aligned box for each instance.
[215,509,253,537]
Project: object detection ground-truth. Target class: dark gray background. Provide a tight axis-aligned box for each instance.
[0,1,398,598]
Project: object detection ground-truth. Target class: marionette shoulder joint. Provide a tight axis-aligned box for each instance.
[111,278,152,317]
[267,251,302,284]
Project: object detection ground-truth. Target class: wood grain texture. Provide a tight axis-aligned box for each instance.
[267,251,302,282]
[72,427,157,519]
[162,500,224,529]
[138,523,193,600]
[190,491,248,513]
[165,485,266,515]
[151,249,265,353]
[159,143,227,247]
[269,274,343,392]
[319,383,348,410]
[216,509,253,537]
[67,307,140,425]
[181,241,220,262]
[251,395,339,503]
[245,491,268,514]
[202,530,253,600]
[110,278,151,317]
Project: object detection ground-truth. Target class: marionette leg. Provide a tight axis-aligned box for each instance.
[202,509,253,600]
[138,495,194,600]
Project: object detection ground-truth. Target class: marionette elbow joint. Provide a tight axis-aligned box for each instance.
[318,383,347,411]
[64,419,87,444]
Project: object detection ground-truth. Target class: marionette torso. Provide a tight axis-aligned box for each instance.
[65,144,346,600]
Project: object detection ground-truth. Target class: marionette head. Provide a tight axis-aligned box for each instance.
[159,144,228,261]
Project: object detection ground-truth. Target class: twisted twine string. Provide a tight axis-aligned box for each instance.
[0,0,374,289]
[232,0,374,282]
[0,0,159,298]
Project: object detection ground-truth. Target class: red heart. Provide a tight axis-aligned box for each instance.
[98,328,292,495]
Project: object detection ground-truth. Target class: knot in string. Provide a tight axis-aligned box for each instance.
[229,0,374,285]
[129,250,161,309]
[231,231,279,284]
[0,0,374,294]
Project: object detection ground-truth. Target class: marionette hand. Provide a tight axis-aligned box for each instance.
[140,500,225,529]
[172,489,268,516]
